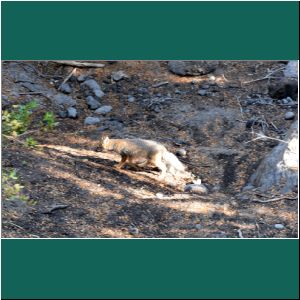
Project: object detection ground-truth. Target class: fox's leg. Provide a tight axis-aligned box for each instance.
[116,154,128,169]
[151,153,167,180]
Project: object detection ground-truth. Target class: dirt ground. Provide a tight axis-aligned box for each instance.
[1,60,298,238]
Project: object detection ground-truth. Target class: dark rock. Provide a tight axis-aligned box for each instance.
[184,184,208,194]
[59,83,72,94]
[84,117,102,126]
[86,96,101,110]
[81,79,105,99]
[198,89,207,96]
[111,71,128,81]
[58,110,67,118]
[67,107,78,118]
[94,105,112,114]
[285,112,295,120]
[168,61,219,76]
[53,94,76,107]
[248,121,298,193]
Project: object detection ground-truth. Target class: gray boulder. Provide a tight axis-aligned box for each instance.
[248,121,298,193]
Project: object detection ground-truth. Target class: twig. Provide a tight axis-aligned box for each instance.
[237,229,244,238]
[245,132,288,144]
[58,68,77,90]
[3,221,25,230]
[243,67,285,84]
[19,92,45,95]
[52,61,105,68]
[42,204,69,214]
[235,95,244,117]
[252,196,298,203]
[152,81,169,88]
[2,134,27,145]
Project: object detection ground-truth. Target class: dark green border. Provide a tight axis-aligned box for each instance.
[1,240,299,299]
[1,1,299,299]
[1,1,299,60]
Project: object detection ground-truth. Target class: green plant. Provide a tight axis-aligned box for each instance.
[2,100,38,136]
[42,112,58,130]
[1,169,33,203]
[25,137,38,148]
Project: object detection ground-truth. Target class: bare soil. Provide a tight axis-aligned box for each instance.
[1,61,298,238]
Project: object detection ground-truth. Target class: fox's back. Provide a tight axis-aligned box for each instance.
[107,138,167,158]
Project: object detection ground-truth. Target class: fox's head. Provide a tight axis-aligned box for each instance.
[95,135,110,152]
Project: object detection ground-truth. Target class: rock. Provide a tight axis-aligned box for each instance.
[58,110,67,118]
[81,79,105,99]
[268,78,298,101]
[201,84,210,89]
[53,94,76,107]
[129,226,139,235]
[112,71,128,81]
[285,111,295,120]
[198,89,207,96]
[59,83,72,94]
[14,72,34,83]
[84,117,101,126]
[184,184,208,194]
[242,184,254,192]
[128,95,135,102]
[284,61,298,78]
[274,224,285,230]
[21,82,44,93]
[168,61,218,76]
[176,148,187,157]
[67,107,77,118]
[77,74,87,82]
[248,121,298,193]
[94,105,112,115]
[156,193,164,199]
[195,224,202,230]
[86,96,101,110]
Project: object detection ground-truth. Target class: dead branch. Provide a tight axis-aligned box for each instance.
[52,61,105,68]
[252,196,298,203]
[245,132,288,144]
[42,204,69,214]
[58,67,77,91]
[242,67,285,84]
[153,81,169,88]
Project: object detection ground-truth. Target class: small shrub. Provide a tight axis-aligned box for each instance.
[1,169,30,203]
[42,112,58,130]
[2,100,38,136]
[25,137,38,148]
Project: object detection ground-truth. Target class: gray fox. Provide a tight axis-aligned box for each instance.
[99,136,191,180]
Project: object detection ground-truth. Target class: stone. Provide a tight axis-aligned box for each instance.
[156,193,164,199]
[129,226,139,235]
[112,71,128,81]
[84,117,101,126]
[284,112,295,120]
[184,184,208,194]
[176,148,187,157]
[67,107,77,118]
[58,110,67,118]
[284,61,298,78]
[53,94,76,107]
[198,89,207,96]
[81,79,105,99]
[59,83,72,94]
[168,61,219,76]
[86,96,101,110]
[248,121,298,193]
[274,224,285,230]
[195,224,202,230]
[128,95,135,102]
[94,105,112,115]
[77,74,87,82]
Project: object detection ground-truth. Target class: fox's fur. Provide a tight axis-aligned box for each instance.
[99,136,191,180]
